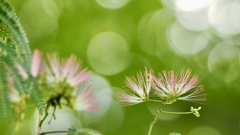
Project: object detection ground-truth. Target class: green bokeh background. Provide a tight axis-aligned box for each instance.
[1,0,240,135]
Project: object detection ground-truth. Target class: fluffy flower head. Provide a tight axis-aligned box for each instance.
[118,69,151,105]
[74,85,99,112]
[43,53,98,112]
[45,53,91,88]
[150,69,206,104]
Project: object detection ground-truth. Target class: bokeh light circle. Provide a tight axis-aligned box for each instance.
[95,0,130,9]
[173,0,214,12]
[138,9,173,56]
[175,6,210,31]
[208,42,240,82]
[87,31,131,75]
[170,0,214,31]
[138,11,156,55]
[188,126,222,135]
[208,0,240,36]
[167,22,209,56]
[161,0,175,12]
[91,75,112,115]
[19,0,59,38]
[42,0,59,17]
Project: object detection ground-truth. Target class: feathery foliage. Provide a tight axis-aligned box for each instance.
[0,41,17,57]
[0,0,46,119]
[0,59,11,120]
[0,0,31,65]
[4,57,26,95]
[29,77,45,113]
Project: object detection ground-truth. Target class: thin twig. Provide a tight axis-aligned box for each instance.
[148,99,163,103]
[38,104,50,134]
[147,103,165,135]
[161,110,192,115]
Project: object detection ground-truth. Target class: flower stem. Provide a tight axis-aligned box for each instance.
[147,103,165,135]
[148,99,163,103]
[161,110,193,115]
[39,131,68,135]
[38,104,50,135]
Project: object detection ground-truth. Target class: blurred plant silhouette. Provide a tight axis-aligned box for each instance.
[2,0,239,135]
[0,1,98,134]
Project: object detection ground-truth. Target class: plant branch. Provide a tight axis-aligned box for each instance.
[161,110,192,115]
[147,103,165,135]
[148,99,163,103]
[38,103,50,135]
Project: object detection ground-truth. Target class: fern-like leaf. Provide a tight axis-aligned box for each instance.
[0,41,27,95]
[5,60,27,95]
[28,77,45,113]
[0,0,31,65]
[0,41,17,57]
[0,58,11,120]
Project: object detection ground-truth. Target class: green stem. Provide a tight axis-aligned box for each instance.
[38,104,50,135]
[148,99,163,103]
[147,103,165,135]
[161,110,193,115]
[39,108,49,128]
[39,131,68,135]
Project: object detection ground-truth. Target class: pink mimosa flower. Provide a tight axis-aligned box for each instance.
[16,49,42,79]
[74,85,98,112]
[31,50,42,77]
[118,69,151,105]
[45,54,91,88]
[150,69,206,104]
[44,53,97,112]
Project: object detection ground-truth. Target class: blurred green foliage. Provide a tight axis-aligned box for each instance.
[1,0,240,135]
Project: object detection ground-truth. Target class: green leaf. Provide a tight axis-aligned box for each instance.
[0,41,17,57]
[28,77,45,113]
[0,0,31,65]
[68,127,78,135]
[2,54,26,95]
[170,132,181,135]
[0,59,11,121]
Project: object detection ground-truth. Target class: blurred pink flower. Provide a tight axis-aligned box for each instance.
[118,69,151,105]
[74,85,99,112]
[31,50,42,77]
[8,78,20,103]
[16,49,42,79]
[44,53,98,112]
[150,69,206,104]
[45,54,91,88]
